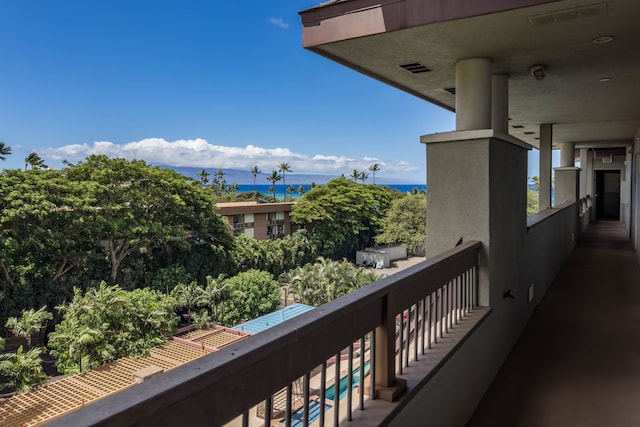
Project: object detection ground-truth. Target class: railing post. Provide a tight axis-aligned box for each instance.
[374,292,406,401]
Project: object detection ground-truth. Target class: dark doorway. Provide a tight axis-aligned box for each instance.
[595,170,621,220]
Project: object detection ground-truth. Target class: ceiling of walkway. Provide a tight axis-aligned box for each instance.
[300,0,640,149]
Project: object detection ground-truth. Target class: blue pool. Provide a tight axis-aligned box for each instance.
[325,360,371,401]
[282,361,371,426]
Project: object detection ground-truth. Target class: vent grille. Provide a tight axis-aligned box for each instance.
[523,131,535,135]
[399,63,432,74]
[443,87,456,95]
[528,3,607,26]
[512,125,525,129]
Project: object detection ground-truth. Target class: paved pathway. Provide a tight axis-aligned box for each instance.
[468,221,640,426]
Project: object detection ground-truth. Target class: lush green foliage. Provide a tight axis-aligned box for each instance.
[48,282,178,374]
[290,178,397,259]
[0,345,47,392]
[5,306,53,349]
[376,193,427,256]
[0,156,232,323]
[230,230,317,277]
[527,188,539,215]
[280,257,381,307]
[218,270,281,326]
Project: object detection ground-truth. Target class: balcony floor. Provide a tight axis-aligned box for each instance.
[468,220,640,427]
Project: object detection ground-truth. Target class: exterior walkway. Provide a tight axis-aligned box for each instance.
[468,221,640,427]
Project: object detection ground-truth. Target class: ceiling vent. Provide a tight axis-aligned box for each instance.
[511,125,525,129]
[398,63,432,74]
[528,3,607,26]
[443,87,456,95]
[523,131,535,135]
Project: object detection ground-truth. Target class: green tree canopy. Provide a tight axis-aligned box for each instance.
[219,269,280,326]
[280,257,381,307]
[375,193,427,256]
[290,178,396,259]
[48,282,178,374]
[63,155,232,283]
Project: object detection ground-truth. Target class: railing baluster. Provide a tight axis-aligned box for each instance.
[370,332,376,400]
[444,283,449,334]
[440,287,444,339]
[242,411,249,427]
[455,275,460,324]
[285,383,292,427]
[320,362,327,427]
[303,373,310,427]
[334,353,340,426]
[421,297,426,355]
[474,265,478,307]
[414,302,419,361]
[405,307,410,367]
[398,310,404,374]
[347,344,353,421]
[428,293,433,348]
[359,337,365,410]
[264,395,273,427]
[450,281,454,330]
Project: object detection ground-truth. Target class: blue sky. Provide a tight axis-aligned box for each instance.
[0,1,554,182]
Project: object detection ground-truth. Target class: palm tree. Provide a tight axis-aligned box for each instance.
[0,345,47,392]
[266,170,282,201]
[278,162,292,201]
[5,306,53,349]
[287,184,296,200]
[197,169,210,185]
[24,152,46,170]
[296,185,307,197]
[350,169,360,182]
[171,281,204,321]
[198,274,230,321]
[0,142,11,161]
[250,165,261,198]
[369,163,380,185]
[212,169,226,195]
[360,171,369,184]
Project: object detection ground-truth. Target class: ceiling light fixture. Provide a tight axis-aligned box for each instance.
[599,77,611,82]
[592,35,614,44]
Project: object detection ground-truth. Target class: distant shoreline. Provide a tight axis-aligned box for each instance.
[236,184,427,199]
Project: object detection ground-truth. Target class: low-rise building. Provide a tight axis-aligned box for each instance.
[215,201,295,240]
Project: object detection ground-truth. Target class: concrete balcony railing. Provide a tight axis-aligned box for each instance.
[49,242,489,427]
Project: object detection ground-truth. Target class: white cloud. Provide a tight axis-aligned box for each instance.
[268,17,289,29]
[41,137,420,176]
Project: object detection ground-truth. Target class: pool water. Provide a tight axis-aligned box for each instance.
[325,360,371,401]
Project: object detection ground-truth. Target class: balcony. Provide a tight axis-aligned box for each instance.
[47,201,638,427]
[49,241,489,426]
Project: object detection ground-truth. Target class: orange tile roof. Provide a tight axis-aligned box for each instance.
[0,327,248,427]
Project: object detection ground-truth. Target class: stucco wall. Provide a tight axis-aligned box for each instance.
[393,134,575,427]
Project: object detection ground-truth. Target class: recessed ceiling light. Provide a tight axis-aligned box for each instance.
[592,35,614,44]
[600,77,611,82]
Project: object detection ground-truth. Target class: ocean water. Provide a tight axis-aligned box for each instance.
[236,184,426,200]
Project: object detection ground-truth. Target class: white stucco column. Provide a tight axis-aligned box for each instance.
[491,74,509,134]
[539,124,553,210]
[455,58,492,131]
[555,167,581,204]
[560,143,575,167]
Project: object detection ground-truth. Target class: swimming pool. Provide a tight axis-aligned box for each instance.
[325,360,371,401]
